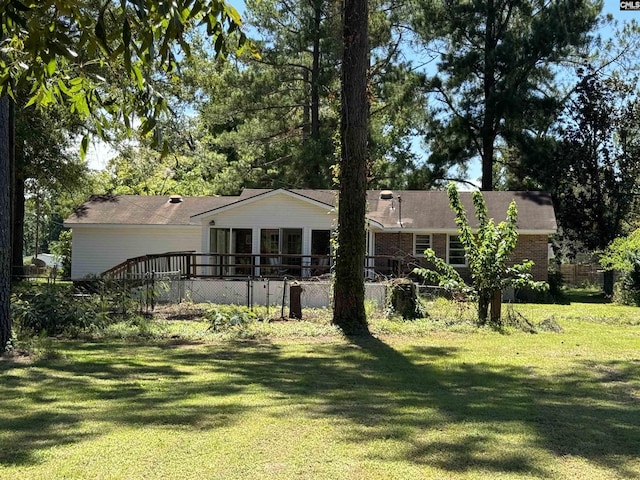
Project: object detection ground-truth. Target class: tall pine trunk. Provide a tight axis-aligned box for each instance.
[11,172,24,279]
[311,0,321,140]
[332,0,369,335]
[480,0,496,192]
[0,96,12,352]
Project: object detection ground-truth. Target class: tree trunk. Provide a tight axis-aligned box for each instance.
[11,172,24,279]
[480,0,496,192]
[0,96,12,352]
[311,0,321,140]
[302,68,311,139]
[332,0,369,335]
[603,269,614,296]
[301,0,324,189]
[10,99,22,279]
[490,289,502,325]
[477,291,490,326]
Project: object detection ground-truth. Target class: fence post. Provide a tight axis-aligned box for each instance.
[246,278,251,310]
[266,278,270,316]
[150,271,155,311]
[281,278,287,319]
[289,281,302,319]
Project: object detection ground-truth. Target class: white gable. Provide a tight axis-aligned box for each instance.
[197,190,335,229]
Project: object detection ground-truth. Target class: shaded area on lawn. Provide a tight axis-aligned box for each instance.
[0,342,249,466]
[563,287,610,304]
[0,337,638,478]
[347,336,639,478]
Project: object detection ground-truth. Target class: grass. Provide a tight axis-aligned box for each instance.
[1,297,639,479]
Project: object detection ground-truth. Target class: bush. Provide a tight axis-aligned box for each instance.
[613,266,640,306]
[10,279,147,338]
[600,230,640,304]
[49,230,72,280]
[547,268,565,300]
[205,305,260,331]
[514,268,566,304]
[11,284,107,336]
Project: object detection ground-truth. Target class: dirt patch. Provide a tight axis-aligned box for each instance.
[152,304,208,321]
[1,349,34,364]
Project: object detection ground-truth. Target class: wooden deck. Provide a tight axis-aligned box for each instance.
[102,252,424,281]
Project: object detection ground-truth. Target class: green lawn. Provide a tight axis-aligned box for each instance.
[1,301,639,479]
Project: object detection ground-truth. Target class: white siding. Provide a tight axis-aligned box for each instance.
[199,193,336,251]
[205,193,335,229]
[71,225,200,279]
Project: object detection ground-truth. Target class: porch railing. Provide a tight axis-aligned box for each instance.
[101,251,424,281]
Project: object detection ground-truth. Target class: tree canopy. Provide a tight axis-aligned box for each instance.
[510,68,640,257]
[0,0,247,352]
[409,0,602,190]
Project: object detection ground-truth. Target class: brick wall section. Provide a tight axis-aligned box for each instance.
[511,234,549,281]
[375,233,414,256]
[432,234,447,259]
[374,232,550,281]
[375,233,451,258]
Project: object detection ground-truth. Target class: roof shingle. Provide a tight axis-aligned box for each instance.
[65,189,556,232]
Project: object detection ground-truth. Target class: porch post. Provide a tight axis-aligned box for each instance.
[253,227,261,277]
[366,230,375,279]
[302,227,311,277]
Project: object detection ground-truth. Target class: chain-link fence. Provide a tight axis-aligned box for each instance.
[151,277,389,311]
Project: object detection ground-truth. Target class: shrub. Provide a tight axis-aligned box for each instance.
[11,284,107,336]
[514,268,566,303]
[10,278,148,338]
[600,230,640,305]
[613,258,640,306]
[547,267,565,300]
[49,230,72,280]
[205,305,260,331]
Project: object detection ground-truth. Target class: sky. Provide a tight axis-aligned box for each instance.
[86,0,640,173]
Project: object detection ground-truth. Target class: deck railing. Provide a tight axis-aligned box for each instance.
[101,251,423,281]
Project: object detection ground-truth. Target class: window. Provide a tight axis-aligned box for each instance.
[260,228,303,273]
[448,235,467,265]
[311,230,332,273]
[414,234,431,256]
[260,228,302,255]
[311,230,331,255]
[282,228,302,255]
[260,229,280,255]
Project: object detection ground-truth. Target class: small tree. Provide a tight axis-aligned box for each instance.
[600,229,640,305]
[50,230,72,280]
[414,183,547,325]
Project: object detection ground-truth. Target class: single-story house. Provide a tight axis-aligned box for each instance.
[64,188,556,282]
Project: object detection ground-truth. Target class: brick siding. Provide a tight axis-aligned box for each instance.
[511,235,549,281]
[374,233,414,256]
[374,232,549,281]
